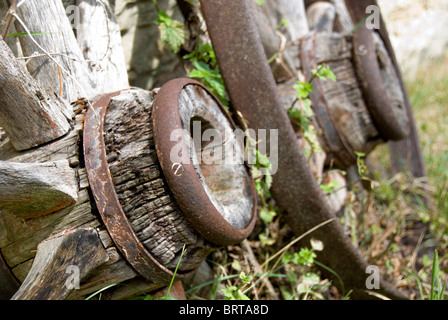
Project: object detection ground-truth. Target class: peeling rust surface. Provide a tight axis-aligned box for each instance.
[83,91,196,284]
[152,78,257,246]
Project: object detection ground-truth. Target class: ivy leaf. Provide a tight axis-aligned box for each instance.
[312,64,337,82]
[293,247,317,266]
[154,10,185,54]
[188,61,228,106]
[259,207,276,224]
[293,81,314,99]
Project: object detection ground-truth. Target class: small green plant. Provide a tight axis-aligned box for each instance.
[249,147,278,246]
[288,64,336,157]
[131,244,187,300]
[183,42,229,108]
[406,250,446,300]
[319,177,341,194]
[355,151,369,177]
[278,239,331,299]
[152,0,185,54]
[429,250,446,300]
[221,272,252,300]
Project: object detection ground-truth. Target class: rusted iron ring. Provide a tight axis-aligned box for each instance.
[83,91,196,284]
[152,78,257,246]
[352,24,410,141]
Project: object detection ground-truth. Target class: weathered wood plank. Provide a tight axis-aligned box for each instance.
[333,0,354,33]
[0,159,78,219]
[298,32,383,158]
[13,0,94,105]
[76,0,129,93]
[11,228,109,300]
[0,40,71,151]
[258,0,309,77]
[0,0,21,57]
[307,1,336,32]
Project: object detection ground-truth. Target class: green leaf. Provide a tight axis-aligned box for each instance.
[221,285,250,300]
[239,272,252,284]
[430,250,441,300]
[265,173,273,190]
[6,32,50,37]
[293,247,317,266]
[155,10,185,54]
[188,61,227,105]
[288,107,302,121]
[312,64,337,82]
[293,81,314,99]
[320,179,340,194]
[259,233,276,246]
[231,259,242,272]
[255,149,271,168]
[302,272,321,286]
[183,42,218,68]
[259,207,276,224]
[282,252,293,265]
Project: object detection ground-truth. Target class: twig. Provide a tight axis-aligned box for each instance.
[12,12,88,98]
[15,0,111,66]
[0,0,19,40]
[241,240,279,299]
[58,65,63,97]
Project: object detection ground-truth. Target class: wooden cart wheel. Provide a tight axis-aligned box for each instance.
[200,0,406,300]
[342,0,429,183]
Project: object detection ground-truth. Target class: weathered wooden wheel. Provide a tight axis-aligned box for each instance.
[199,0,427,300]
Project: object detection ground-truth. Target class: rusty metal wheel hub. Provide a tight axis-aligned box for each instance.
[83,80,257,282]
[152,78,257,246]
